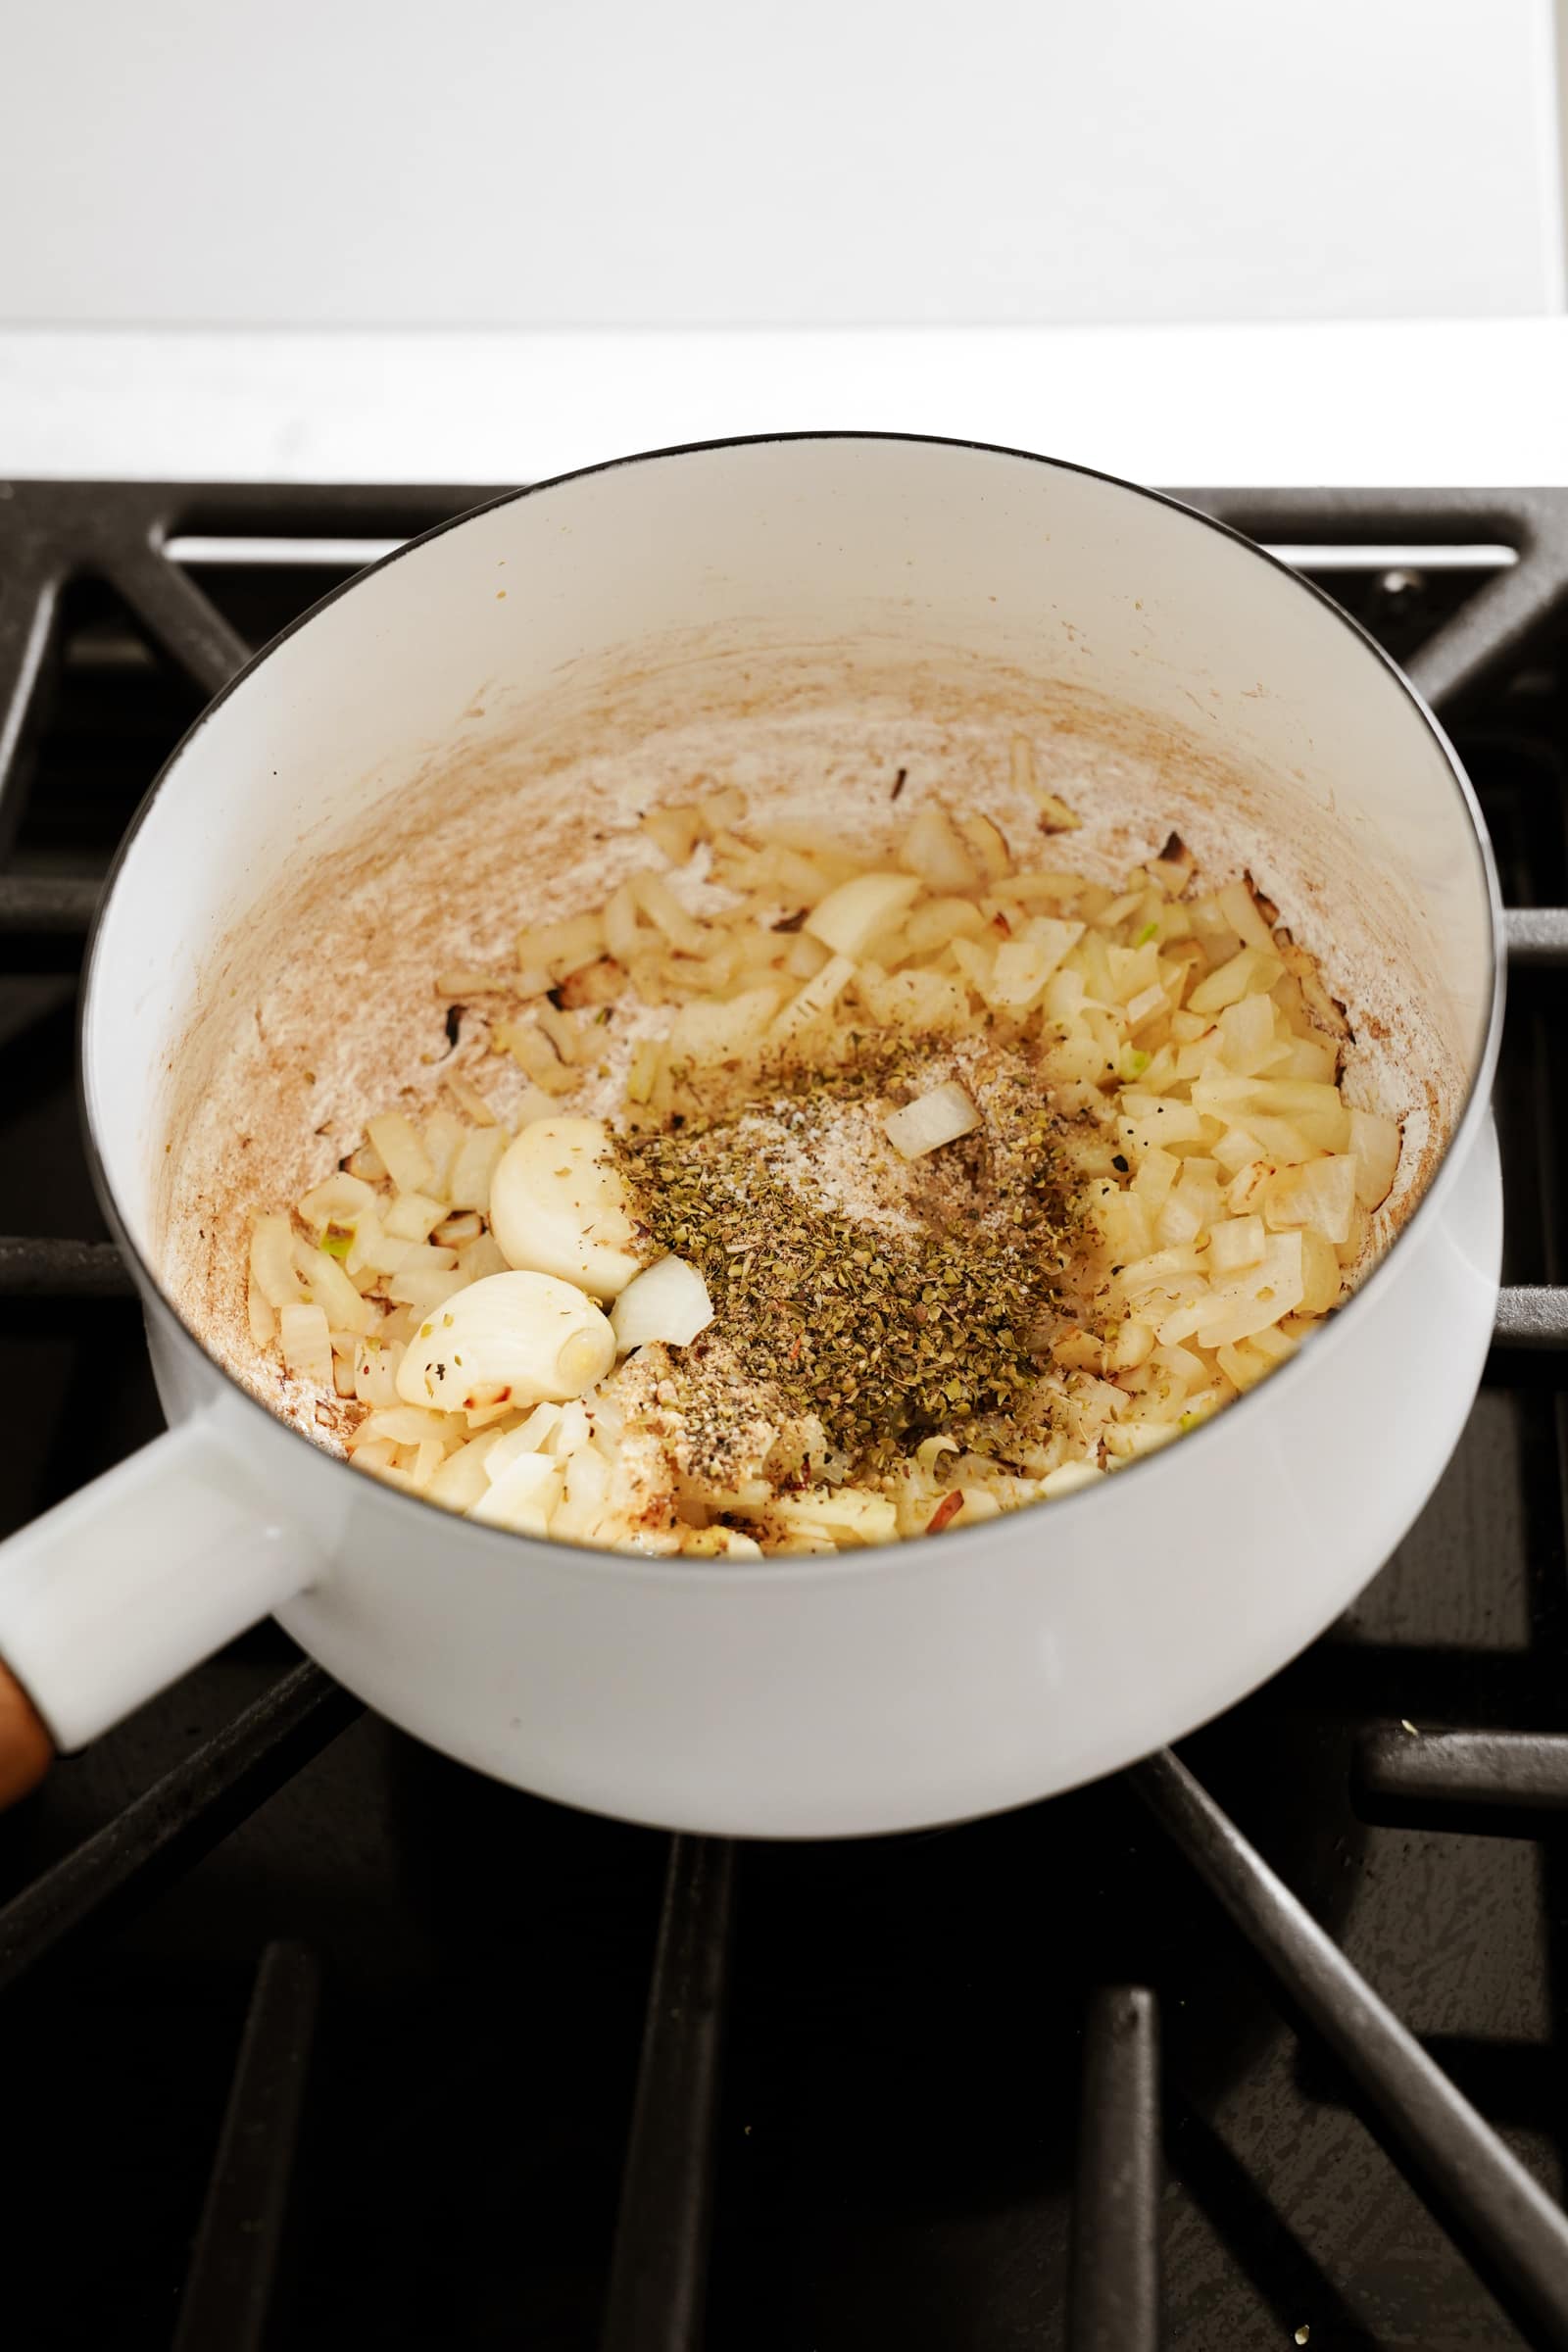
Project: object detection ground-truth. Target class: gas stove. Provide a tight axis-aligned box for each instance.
[0,481,1566,2351]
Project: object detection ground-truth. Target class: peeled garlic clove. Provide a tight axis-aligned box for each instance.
[611,1254,713,1354]
[488,1115,643,1298]
[395,1269,614,1413]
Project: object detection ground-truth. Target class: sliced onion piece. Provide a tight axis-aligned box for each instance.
[882,1080,981,1161]
[352,1337,404,1406]
[467,1450,564,1535]
[297,1171,376,1232]
[484,1402,564,1477]
[667,985,781,1065]
[277,1300,333,1388]
[365,1112,434,1196]
[771,1488,899,1544]
[446,1129,510,1223]
[804,872,920,958]
[381,1191,447,1243]
[427,1433,501,1513]
[899,807,980,892]
[1348,1106,1401,1208]
[250,1214,308,1312]
[769,952,857,1045]
[1261,1152,1357,1247]
[1205,1214,1266,1273]
[611,1254,714,1354]
[296,1243,375,1336]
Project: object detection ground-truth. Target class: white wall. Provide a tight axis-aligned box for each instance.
[3,0,1562,328]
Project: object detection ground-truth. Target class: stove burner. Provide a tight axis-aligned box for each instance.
[0,479,1566,2350]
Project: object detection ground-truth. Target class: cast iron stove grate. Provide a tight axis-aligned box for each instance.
[0,480,1566,2351]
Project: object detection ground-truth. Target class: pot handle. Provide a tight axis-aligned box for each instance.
[0,1416,323,1805]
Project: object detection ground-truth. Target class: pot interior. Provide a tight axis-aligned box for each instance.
[81,438,1494,1426]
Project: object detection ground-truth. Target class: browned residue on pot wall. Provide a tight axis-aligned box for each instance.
[155,632,1470,1443]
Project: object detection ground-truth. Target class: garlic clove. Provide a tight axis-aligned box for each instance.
[395,1269,614,1413]
[488,1115,643,1298]
[610,1254,713,1354]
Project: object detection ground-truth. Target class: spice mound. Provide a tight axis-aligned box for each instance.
[240,774,1400,1555]
[614,1041,1083,1486]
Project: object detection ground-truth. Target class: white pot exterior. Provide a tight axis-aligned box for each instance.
[142,1109,1497,1838]
[53,436,1501,1836]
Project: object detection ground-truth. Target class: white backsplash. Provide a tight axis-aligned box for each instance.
[2,0,1562,329]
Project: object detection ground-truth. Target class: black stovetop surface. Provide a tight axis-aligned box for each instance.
[0,483,1565,2352]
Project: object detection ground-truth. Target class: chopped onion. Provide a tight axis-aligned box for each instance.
[358,1403,466,1448]
[667,985,782,1066]
[1261,1153,1357,1247]
[1161,1232,1305,1350]
[958,811,1010,881]
[1300,1228,1342,1313]
[455,1231,508,1284]
[352,1337,404,1407]
[240,775,1399,1561]
[769,953,857,1044]
[345,1211,412,1281]
[295,1243,375,1336]
[250,1214,307,1312]
[297,1171,375,1232]
[246,1279,276,1348]
[514,909,606,980]
[1348,1106,1401,1208]
[1188,946,1284,1017]
[467,1449,564,1534]
[1205,1215,1266,1273]
[387,1266,467,1313]
[611,1255,714,1354]
[277,1301,333,1388]
[1032,790,1080,834]
[433,1210,483,1249]
[882,1081,981,1161]
[1217,991,1278,1076]
[383,1190,447,1242]
[553,1441,615,1540]
[421,1110,465,1202]
[771,1488,899,1544]
[426,1434,503,1512]
[497,1016,578,1095]
[447,1125,509,1214]
[804,872,920,959]
[898,807,980,892]
[641,803,703,866]
[445,1072,499,1126]
[854,966,968,1033]
[365,1112,433,1196]
[485,1402,564,1478]
[630,871,707,955]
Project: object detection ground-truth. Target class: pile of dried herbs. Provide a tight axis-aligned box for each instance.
[612,1040,1085,1472]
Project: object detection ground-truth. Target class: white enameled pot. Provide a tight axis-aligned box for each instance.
[0,436,1503,1836]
